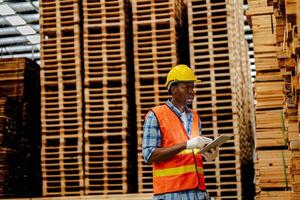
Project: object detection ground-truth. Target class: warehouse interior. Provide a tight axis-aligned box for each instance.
[0,0,299,199]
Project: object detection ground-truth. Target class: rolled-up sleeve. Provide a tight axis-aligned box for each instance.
[142,111,161,163]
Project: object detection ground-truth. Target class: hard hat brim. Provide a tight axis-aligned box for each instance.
[166,79,201,90]
[178,79,201,83]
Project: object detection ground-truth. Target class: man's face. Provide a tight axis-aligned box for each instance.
[172,82,195,105]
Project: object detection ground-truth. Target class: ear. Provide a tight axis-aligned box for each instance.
[171,85,177,94]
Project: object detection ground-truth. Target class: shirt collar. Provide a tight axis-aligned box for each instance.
[166,99,191,117]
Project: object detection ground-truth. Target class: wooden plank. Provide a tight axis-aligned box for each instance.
[258,191,292,200]
[255,130,285,148]
[247,0,268,9]
[256,110,283,129]
[255,150,292,189]
[285,0,297,15]
[247,6,273,16]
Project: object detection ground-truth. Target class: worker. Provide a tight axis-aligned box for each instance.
[142,64,218,200]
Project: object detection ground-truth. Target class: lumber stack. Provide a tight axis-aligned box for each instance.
[82,0,133,195]
[0,58,41,197]
[247,0,288,198]
[248,0,300,199]
[188,0,254,199]
[132,0,187,193]
[39,0,84,196]
[277,0,300,198]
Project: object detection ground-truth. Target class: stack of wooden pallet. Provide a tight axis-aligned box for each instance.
[131,0,186,193]
[40,0,136,196]
[38,0,255,198]
[82,0,132,195]
[248,0,300,199]
[0,58,41,197]
[39,0,84,196]
[188,0,254,199]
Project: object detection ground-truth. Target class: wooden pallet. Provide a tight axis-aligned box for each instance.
[41,144,84,196]
[133,1,176,22]
[84,137,128,195]
[82,0,129,84]
[39,0,80,31]
[83,0,126,27]
[40,28,81,85]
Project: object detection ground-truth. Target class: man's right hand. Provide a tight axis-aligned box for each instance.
[186,136,213,149]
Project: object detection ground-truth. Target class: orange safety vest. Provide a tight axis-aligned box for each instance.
[150,104,206,195]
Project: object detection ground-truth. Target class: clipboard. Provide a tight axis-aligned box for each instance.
[201,134,233,153]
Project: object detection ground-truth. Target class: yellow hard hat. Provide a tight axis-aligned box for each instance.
[165,64,200,90]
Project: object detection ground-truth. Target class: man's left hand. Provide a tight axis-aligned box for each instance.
[203,148,218,162]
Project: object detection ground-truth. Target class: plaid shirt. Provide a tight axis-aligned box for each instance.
[142,100,209,200]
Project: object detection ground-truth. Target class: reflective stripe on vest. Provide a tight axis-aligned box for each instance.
[153,164,203,177]
[177,148,201,155]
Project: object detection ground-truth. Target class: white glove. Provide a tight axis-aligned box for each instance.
[186,136,213,149]
[203,148,218,162]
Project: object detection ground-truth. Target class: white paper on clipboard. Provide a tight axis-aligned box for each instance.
[201,134,233,153]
